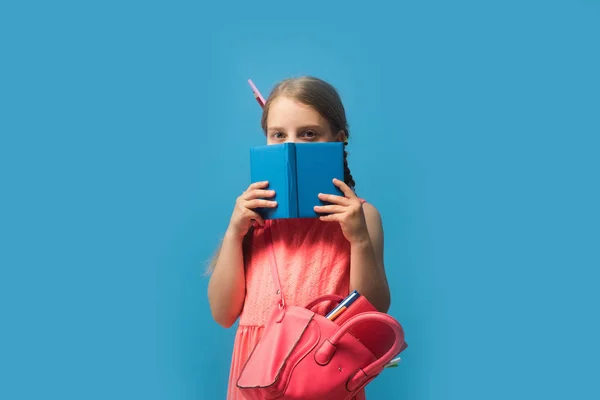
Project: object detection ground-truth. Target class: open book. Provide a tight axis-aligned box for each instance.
[249,142,345,219]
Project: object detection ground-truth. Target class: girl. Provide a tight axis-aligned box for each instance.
[207,76,391,399]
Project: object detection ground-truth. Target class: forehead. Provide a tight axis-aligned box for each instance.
[266,96,329,129]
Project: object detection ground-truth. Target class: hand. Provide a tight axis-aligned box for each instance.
[314,178,370,244]
[227,181,277,238]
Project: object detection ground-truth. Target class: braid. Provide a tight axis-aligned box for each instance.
[343,142,356,189]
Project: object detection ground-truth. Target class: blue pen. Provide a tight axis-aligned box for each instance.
[326,290,360,320]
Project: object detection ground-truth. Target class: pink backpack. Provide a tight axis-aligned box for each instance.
[236,225,407,399]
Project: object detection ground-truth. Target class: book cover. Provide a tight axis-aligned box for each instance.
[295,142,344,218]
[249,143,298,219]
[249,142,344,220]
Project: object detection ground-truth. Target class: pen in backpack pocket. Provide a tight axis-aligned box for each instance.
[384,357,402,368]
[326,290,360,321]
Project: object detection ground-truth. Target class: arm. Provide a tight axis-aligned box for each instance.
[349,202,391,312]
[314,179,391,313]
[207,230,248,328]
[207,181,276,328]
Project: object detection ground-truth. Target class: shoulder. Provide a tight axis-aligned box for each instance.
[358,200,384,241]
[360,200,382,225]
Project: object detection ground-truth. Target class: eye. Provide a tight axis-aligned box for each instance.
[272,132,286,140]
[302,130,318,140]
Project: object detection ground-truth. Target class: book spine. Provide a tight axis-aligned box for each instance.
[285,143,299,218]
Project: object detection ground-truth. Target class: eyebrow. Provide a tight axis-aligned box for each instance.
[267,125,325,132]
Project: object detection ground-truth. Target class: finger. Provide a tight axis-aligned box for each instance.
[314,204,347,214]
[242,189,275,200]
[246,181,270,191]
[319,214,340,222]
[333,178,357,198]
[245,209,265,226]
[245,199,278,209]
[318,192,351,205]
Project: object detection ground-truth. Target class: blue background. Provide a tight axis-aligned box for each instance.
[1,0,599,399]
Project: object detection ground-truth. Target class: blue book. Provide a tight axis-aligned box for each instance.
[249,142,345,219]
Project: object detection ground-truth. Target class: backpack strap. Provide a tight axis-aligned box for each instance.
[263,224,285,310]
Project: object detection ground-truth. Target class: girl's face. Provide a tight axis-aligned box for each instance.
[265,96,344,145]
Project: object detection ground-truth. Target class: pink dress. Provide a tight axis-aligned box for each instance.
[226,217,367,399]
